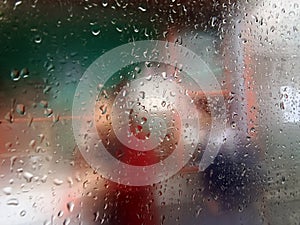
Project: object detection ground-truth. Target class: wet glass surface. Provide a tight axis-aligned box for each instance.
[0,0,299,224]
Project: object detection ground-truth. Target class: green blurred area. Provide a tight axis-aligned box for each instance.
[0,0,223,115]
[0,1,161,115]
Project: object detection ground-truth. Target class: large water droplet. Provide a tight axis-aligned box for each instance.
[92,28,100,36]
[20,68,29,78]
[7,198,19,206]
[53,178,63,185]
[34,35,42,44]
[63,218,71,225]
[23,171,33,182]
[67,201,75,212]
[14,1,22,9]
[138,6,146,12]
[10,69,20,81]
[58,210,64,217]
[102,1,108,7]
[94,211,100,222]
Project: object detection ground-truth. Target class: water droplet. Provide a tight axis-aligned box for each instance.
[145,74,152,81]
[29,140,36,148]
[13,1,22,10]
[161,72,167,79]
[92,28,100,36]
[170,91,176,97]
[20,68,29,78]
[41,175,47,183]
[40,100,48,108]
[4,111,13,123]
[211,17,217,27]
[16,104,25,115]
[270,26,275,32]
[116,27,123,33]
[195,207,202,216]
[289,11,296,16]
[141,117,147,125]
[3,186,12,195]
[43,85,51,94]
[34,35,42,44]
[122,89,127,97]
[10,156,17,171]
[20,210,26,217]
[52,113,60,123]
[10,69,20,81]
[139,91,145,99]
[7,198,19,206]
[67,201,75,212]
[238,204,244,212]
[281,176,286,184]
[35,147,44,156]
[44,108,53,117]
[23,171,33,182]
[133,26,139,33]
[135,66,141,73]
[67,177,73,187]
[58,210,64,217]
[45,63,54,72]
[138,6,146,12]
[280,101,285,110]
[161,101,166,107]
[5,142,12,149]
[63,218,70,225]
[242,38,248,44]
[102,1,108,7]
[43,219,51,225]
[94,211,100,222]
[99,105,107,114]
[53,178,63,185]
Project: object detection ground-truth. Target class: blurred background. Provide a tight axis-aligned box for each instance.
[0,0,299,224]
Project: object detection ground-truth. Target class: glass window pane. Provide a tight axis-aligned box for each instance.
[0,0,299,224]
